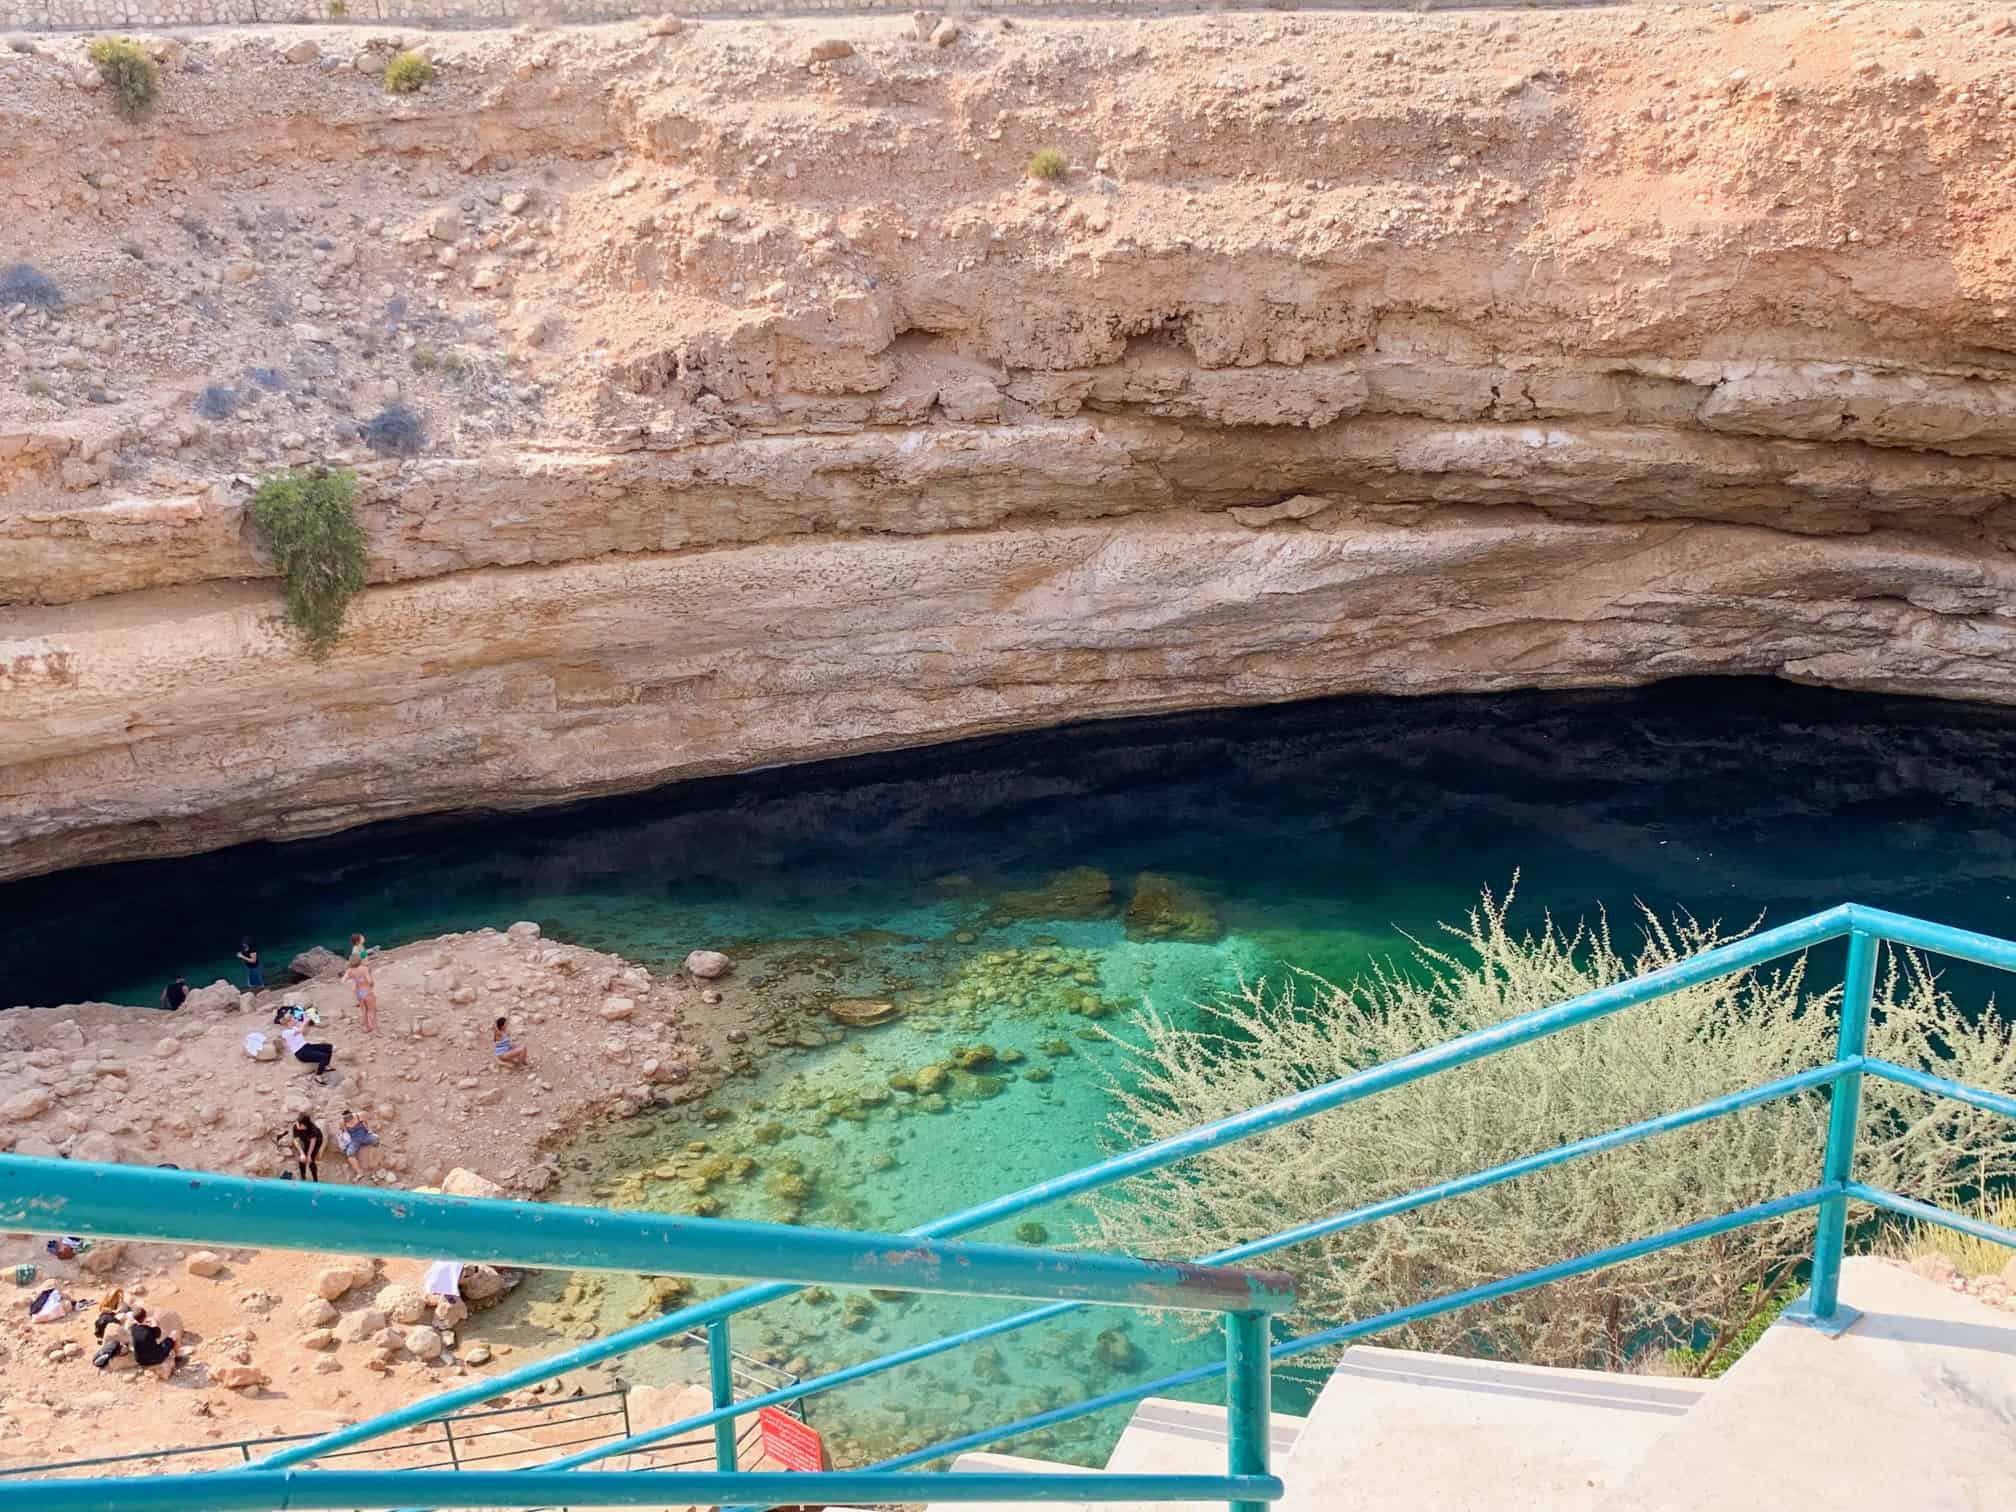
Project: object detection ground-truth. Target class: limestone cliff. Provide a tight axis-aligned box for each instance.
[5,4,2016,880]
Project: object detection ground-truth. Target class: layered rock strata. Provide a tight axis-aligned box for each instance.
[6,5,2016,879]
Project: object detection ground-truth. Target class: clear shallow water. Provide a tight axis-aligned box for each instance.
[8,679,2016,1463]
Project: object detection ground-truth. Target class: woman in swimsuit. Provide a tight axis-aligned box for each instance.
[343,958,380,1033]
[493,1015,528,1068]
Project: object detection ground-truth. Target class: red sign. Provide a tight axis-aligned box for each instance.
[759,1406,828,1473]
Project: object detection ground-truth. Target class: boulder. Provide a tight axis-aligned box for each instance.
[424,207,461,242]
[911,10,941,40]
[289,947,346,979]
[343,1307,388,1342]
[996,867,1114,922]
[299,1328,338,1351]
[1123,873,1223,944]
[316,1266,357,1302]
[829,998,899,1028]
[1,1088,52,1122]
[433,1297,469,1327]
[71,1131,120,1164]
[299,1298,339,1328]
[914,1064,948,1095]
[442,1168,507,1200]
[155,1037,180,1060]
[215,1364,269,1392]
[600,997,636,1022]
[507,920,541,939]
[460,1264,507,1303]
[11,1135,60,1158]
[375,1284,427,1325]
[185,981,242,1013]
[1911,1252,1961,1285]
[284,38,320,64]
[808,38,854,62]
[186,1250,226,1278]
[403,1324,444,1360]
[646,13,684,35]
[931,19,960,46]
[684,950,732,980]
[78,1241,126,1277]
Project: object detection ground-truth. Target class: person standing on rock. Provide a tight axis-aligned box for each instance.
[158,977,188,1012]
[237,940,264,992]
[343,956,380,1034]
[291,1112,325,1182]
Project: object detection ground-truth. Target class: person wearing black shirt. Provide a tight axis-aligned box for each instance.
[159,977,188,1012]
[291,1113,324,1182]
[124,1305,183,1379]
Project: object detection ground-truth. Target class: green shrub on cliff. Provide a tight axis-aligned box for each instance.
[1088,884,2016,1376]
[1027,148,1069,181]
[86,36,158,122]
[384,50,434,95]
[249,468,368,656]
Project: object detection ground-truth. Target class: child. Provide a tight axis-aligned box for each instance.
[493,1016,529,1068]
[335,1110,380,1178]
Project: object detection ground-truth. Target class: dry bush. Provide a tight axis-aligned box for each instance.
[1088,885,2016,1374]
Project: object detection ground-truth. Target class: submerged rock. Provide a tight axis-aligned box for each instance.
[995,866,1114,921]
[829,998,900,1028]
[1123,872,1222,943]
[1094,1326,1141,1371]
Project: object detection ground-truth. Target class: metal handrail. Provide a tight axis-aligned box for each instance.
[4,902,2013,1512]
[488,902,2016,1507]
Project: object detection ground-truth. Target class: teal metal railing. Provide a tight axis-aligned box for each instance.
[2,901,2013,1512]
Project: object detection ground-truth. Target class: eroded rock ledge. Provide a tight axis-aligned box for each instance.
[6,5,2016,879]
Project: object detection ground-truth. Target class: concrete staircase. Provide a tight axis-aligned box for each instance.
[925,1258,2016,1512]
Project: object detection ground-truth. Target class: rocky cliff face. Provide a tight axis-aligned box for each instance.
[6,4,2016,880]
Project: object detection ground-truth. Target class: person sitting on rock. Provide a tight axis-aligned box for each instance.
[492,1015,529,1068]
[281,1024,334,1083]
[335,1109,380,1178]
[121,1305,184,1380]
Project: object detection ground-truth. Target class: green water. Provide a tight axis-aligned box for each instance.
[9,679,2016,1464]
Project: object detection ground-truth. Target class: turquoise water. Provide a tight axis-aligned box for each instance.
[8,679,2016,1463]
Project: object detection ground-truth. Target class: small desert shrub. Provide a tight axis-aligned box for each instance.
[361,401,425,458]
[327,0,348,15]
[410,343,439,373]
[383,50,434,95]
[192,384,239,420]
[245,366,288,392]
[86,36,159,122]
[248,468,368,655]
[1089,885,2016,1376]
[23,376,52,398]
[0,262,62,310]
[1027,147,1069,181]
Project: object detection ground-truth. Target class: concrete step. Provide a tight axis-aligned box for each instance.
[925,1399,1308,1512]
[1598,1256,2016,1512]
[1276,1344,1708,1512]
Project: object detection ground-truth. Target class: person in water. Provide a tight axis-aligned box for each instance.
[236,940,263,992]
[343,956,380,1034]
[291,1113,325,1182]
[159,977,188,1012]
[492,1016,528,1068]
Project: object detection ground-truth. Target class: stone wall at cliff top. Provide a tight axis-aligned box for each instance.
[6,4,2016,880]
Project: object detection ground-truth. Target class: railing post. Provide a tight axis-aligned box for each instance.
[1225,1311,1271,1512]
[442,1415,460,1470]
[1790,927,1877,1336]
[708,1318,738,1473]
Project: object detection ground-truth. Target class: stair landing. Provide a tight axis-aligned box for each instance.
[1599,1256,2016,1512]
[1278,1344,1707,1512]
